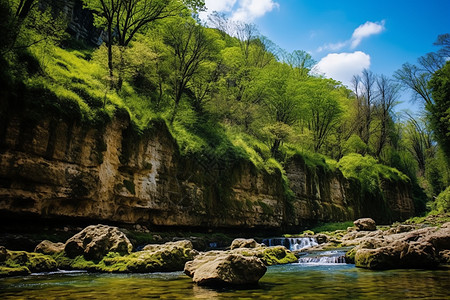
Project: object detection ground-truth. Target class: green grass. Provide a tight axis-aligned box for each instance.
[308,221,354,233]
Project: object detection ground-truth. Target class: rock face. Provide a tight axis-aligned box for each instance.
[354,218,377,231]
[345,222,450,269]
[0,111,415,231]
[35,240,65,255]
[64,224,132,260]
[185,253,267,286]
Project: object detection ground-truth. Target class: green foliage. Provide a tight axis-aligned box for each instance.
[430,186,450,213]
[338,154,409,194]
[429,61,450,163]
[343,134,368,155]
[309,221,355,233]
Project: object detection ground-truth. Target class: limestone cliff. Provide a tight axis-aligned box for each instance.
[0,114,415,232]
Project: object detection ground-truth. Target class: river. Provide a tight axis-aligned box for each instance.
[1,260,449,299]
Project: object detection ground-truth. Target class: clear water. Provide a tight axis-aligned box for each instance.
[1,264,449,299]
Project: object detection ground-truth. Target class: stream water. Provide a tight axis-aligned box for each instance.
[1,261,449,299]
[1,238,449,299]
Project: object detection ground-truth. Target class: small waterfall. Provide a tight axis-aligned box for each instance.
[262,237,318,251]
[297,250,347,265]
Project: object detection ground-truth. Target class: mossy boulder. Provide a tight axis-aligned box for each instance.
[257,246,298,265]
[55,240,197,273]
[0,249,57,277]
[64,224,133,260]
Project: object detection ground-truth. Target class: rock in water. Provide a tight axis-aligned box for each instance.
[185,253,266,286]
[230,238,258,250]
[64,224,132,260]
[354,218,377,231]
[35,240,65,255]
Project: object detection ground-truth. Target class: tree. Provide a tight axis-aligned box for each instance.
[301,78,344,152]
[282,50,316,79]
[428,61,450,162]
[1,0,66,55]
[374,75,399,157]
[163,17,217,124]
[83,0,190,89]
[258,63,302,155]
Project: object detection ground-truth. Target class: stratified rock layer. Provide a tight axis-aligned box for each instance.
[0,113,415,231]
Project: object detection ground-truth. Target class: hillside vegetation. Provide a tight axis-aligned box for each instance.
[1,0,449,215]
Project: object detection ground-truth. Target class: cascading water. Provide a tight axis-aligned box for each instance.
[262,237,318,251]
[297,250,347,265]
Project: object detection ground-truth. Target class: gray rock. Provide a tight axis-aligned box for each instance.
[185,253,266,286]
[35,240,65,255]
[230,238,258,250]
[354,218,377,231]
[64,224,132,260]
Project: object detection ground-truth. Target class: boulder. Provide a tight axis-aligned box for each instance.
[354,218,377,231]
[185,253,266,286]
[35,240,65,255]
[315,234,329,244]
[64,224,132,260]
[98,240,198,273]
[354,240,439,270]
[4,250,57,273]
[230,238,258,250]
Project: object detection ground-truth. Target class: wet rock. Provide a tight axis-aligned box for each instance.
[354,240,439,270]
[35,240,65,255]
[64,224,132,260]
[349,224,447,270]
[230,238,258,250]
[315,234,329,244]
[438,250,450,263]
[6,250,57,273]
[101,240,198,273]
[185,253,266,286]
[354,218,376,231]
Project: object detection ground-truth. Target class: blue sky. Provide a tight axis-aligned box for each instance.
[200,0,450,93]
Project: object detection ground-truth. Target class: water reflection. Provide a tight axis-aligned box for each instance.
[1,265,449,299]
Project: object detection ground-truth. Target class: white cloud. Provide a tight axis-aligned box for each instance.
[315,51,371,87]
[231,0,279,22]
[200,0,279,23]
[317,41,348,52]
[316,20,385,53]
[204,0,237,13]
[350,20,385,49]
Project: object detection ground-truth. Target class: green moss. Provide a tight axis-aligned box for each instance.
[3,251,57,273]
[258,201,274,216]
[258,246,298,265]
[345,247,357,264]
[0,265,30,277]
